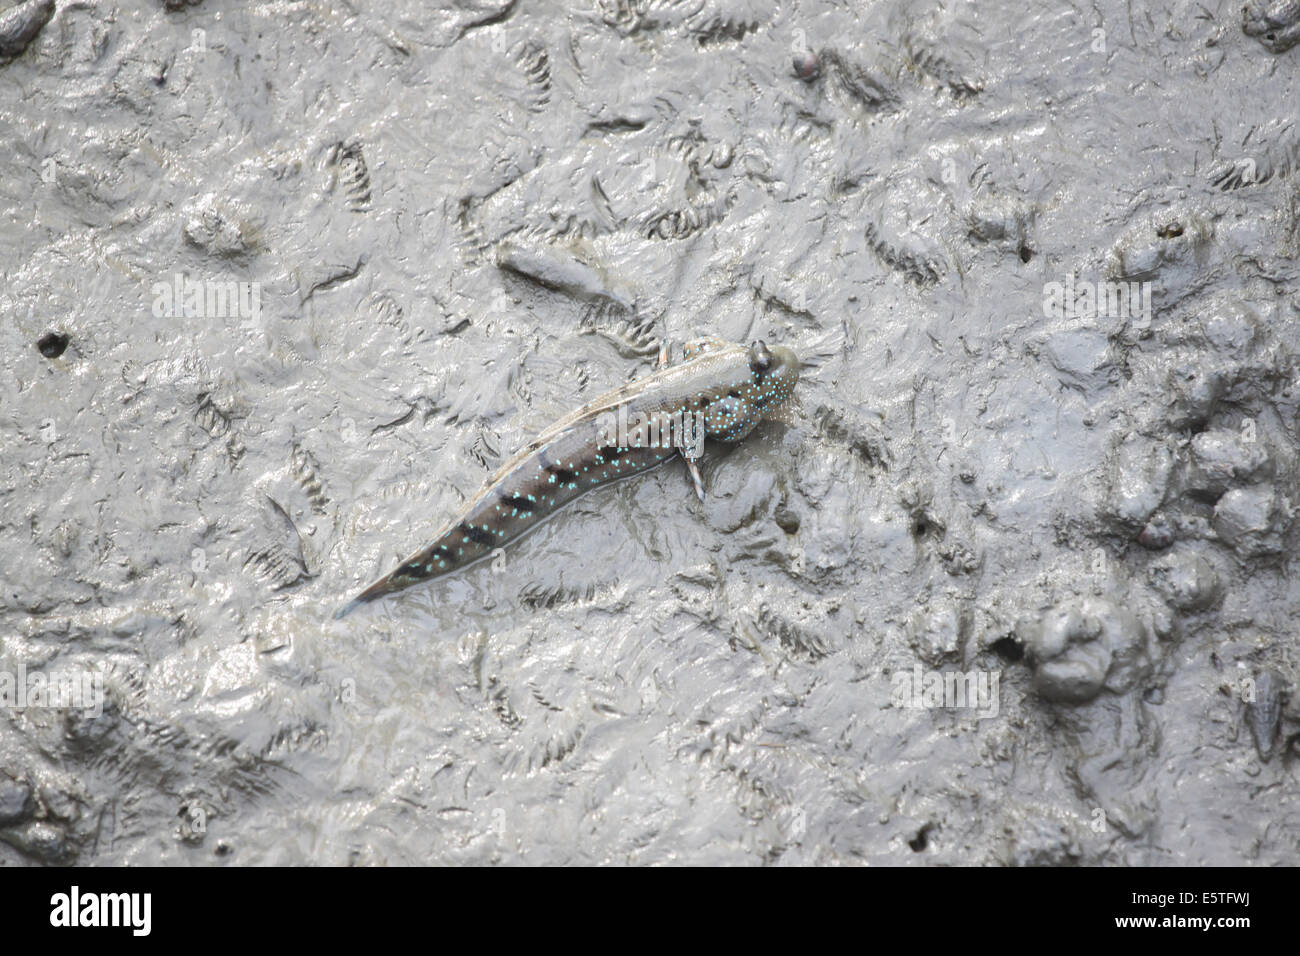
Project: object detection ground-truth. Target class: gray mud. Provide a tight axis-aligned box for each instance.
[1,0,1298,865]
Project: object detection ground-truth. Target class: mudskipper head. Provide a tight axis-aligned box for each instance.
[703,340,801,443]
[747,340,799,416]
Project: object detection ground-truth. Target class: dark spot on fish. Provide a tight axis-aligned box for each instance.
[547,465,578,485]
[399,560,427,578]
[431,545,453,561]
[500,492,536,512]
[460,522,495,546]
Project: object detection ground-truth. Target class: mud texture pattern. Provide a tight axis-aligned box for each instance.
[1,0,1298,865]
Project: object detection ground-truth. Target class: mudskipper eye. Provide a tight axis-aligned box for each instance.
[749,340,773,373]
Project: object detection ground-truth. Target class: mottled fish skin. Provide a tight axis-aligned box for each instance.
[1242,0,1300,53]
[337,339,799,617]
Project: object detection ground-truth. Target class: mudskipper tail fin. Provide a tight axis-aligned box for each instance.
[333,574,401,620]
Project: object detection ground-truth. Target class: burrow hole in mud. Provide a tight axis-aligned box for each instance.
[909,823,936,852]
[910,512,944,540]
[1018,244,1034,263]
[36,332,69,359]
[989,635,1024,663]
[774,505,801,535]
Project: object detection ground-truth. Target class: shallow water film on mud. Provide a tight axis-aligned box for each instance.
[2,0,1298,865]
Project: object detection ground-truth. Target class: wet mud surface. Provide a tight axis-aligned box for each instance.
[1,0,1298,864]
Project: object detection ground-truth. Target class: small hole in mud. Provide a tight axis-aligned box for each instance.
[1157,223,1184,239]
[990,635,1023,662]
[909,823,934,852]
[911,516,933,538]
[774,506,801,535]
[37,332,69,359]
[214,841,232,857]
[1018,244,1034,263]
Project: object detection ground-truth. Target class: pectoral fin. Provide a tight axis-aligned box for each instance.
[683,453,706,502]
